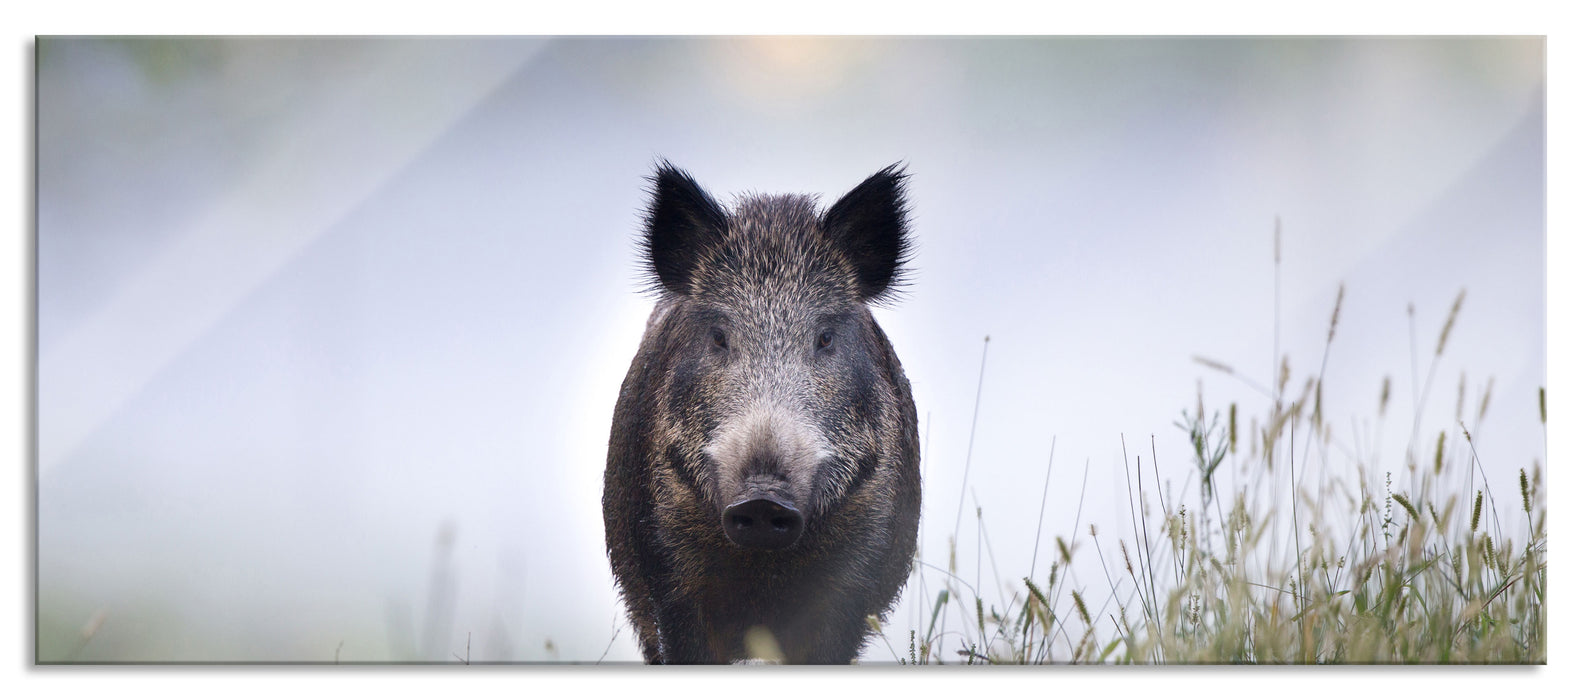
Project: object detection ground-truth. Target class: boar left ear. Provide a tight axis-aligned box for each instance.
[820,163,912,303]
[643,161,730,296]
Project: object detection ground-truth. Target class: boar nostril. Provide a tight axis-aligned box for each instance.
[722,498,804,550]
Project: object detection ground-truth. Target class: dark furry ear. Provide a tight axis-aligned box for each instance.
[643,161,729,296]
[820,163,912,302]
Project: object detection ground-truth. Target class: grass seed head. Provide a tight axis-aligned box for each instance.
[1229,402,1239,453]
[1391,493,1419,522]
[1520,469,1531,514]
[1328,284,1345,342]
[1024,577,1050,612]
[1456,372,1467,423]
[1478,377,1494,424]
[1434,431,1446,476]
[1314,382,1324,428]
[1436,289,1465,357]
[1192,355,1235,375]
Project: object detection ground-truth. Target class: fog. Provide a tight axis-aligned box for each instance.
[36,37,1544,662]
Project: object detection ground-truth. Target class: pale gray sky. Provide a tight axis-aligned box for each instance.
[36,37,1544,662]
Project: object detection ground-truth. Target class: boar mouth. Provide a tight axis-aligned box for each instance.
[721,493,805,550]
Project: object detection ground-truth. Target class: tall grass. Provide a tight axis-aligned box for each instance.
[895,285,1546,665]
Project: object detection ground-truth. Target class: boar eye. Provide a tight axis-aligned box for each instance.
[710,327,729,350]
[816,330,835,351]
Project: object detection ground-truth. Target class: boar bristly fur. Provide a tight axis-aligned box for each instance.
[603,162,922,664]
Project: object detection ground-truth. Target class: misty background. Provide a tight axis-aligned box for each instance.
[36,37,1544,662]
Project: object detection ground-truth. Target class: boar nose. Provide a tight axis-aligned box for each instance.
[722,497,805,550]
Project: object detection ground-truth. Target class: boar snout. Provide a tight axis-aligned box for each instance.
[722,496,804,550]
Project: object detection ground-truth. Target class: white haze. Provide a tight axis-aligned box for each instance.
[36,37,1544,662]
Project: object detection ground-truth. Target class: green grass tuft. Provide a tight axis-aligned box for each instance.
[895,287,1544,664]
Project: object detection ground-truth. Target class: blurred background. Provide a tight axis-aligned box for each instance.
[36,36,1543,662]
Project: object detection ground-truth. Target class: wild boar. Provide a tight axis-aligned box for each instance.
[603,162,922,664]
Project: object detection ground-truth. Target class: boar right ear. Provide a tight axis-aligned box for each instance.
[643,162,729,296]
[821,163,912,303]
